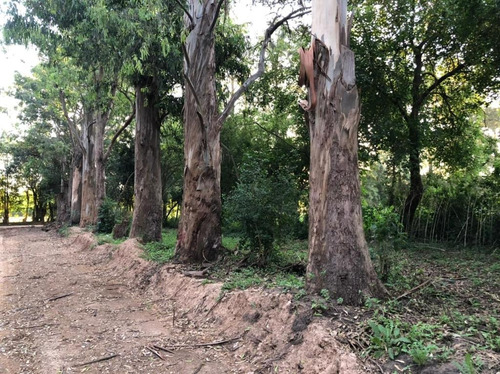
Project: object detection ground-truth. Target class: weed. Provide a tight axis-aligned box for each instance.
[453,353,483,374]
[58,224,69,237]
[96,233,125,245]
[366,319,411,359]
[408,341,438,366]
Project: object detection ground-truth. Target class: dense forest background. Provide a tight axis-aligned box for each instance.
[1,0,498,249]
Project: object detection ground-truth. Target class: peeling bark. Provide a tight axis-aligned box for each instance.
[176,0,221,263]
[301,0,386,305]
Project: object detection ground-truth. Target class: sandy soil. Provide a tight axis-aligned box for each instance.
[0,226,373,374]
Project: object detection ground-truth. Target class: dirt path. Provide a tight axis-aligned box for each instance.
[0,227,367,374]
[0,227,235,373]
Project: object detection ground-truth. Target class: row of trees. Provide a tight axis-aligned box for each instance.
[2,0,499,305]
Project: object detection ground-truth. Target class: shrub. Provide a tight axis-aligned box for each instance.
[96,198,118,234]
[363,205,407,282]
[224,158,299,265]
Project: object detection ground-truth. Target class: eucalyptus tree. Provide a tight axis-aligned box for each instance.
[351,0,500,230]
[102,0,184,242]
[4,0,135,227]
[298,0,387,305]
[14,63,79,223]
[175,0,309,263]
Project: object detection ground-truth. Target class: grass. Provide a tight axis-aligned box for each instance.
[357,243,500,370]
[96,233,127,245]
[126,227,500,371]
[141,229,177,263]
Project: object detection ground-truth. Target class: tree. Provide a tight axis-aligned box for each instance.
[5,0,135,227]
[110,0,183,243]
[351,0,500,230]
[175,1,309,263]
[299,0,386,305]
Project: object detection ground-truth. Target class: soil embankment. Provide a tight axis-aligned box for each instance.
[0,227,369,373]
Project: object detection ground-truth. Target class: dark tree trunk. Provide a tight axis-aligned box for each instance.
[129,82,163,243]
[402,117,424,232]
[175,0,221,263]
[303,0,386,306]
[403,50,425,232]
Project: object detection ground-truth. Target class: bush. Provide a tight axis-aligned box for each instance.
[224,159,299,265]
[363,205,407,282]
[96,198,118,234]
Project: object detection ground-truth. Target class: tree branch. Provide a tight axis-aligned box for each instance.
[252,121,299,150]
[103,106,136,163]
[59,89,85,153]
[417,63,466,108]
[218,7,311,126]
[174,0,194,27]
[209,0,226,34]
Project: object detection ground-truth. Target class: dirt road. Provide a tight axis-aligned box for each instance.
[0,227,366,374]
[0,227,237,373]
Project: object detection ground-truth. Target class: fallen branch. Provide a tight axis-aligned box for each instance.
[14,323,59,329]
[48,293,74,302]
[395,279,434,301]
[73,353,119,367]
[157,334,243,349]
[145,346,165,360]
[152,344,175,354]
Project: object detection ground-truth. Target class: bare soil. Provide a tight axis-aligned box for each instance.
[0,227,371,373]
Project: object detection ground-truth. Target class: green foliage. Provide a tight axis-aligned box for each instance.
[366,319,411,360]
[96,198,117,234]
[453,354,484,374]
[57,224,69,237]
[407,341,438,366]
[363,204,407,282]
[224,158,299,265]
[142,230,177,264]
[96,233,126,245]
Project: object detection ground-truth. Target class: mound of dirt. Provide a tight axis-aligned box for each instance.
[96,235,373,373]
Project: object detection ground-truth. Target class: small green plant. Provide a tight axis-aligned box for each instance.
[366,320,411,359]
[223,158,299,265]
[453,354,483,374]
[58,224,69,237]
[363,205,406,283]
[294,289,307,300]
[142,231,177,264]
[407,341,437,366]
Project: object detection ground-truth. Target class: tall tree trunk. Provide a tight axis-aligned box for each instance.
[94,112,107,218]
[70,151,83,224]
[80,114,97,227]
[175,0,221,263]
[302,0,386,306]
[129,82,163,242]
[402,117,424,232]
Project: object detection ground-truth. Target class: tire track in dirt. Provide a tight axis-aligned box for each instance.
[0,227,228,373]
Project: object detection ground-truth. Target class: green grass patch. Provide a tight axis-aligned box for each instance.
[96,233,127,245]
[141,229,177,264]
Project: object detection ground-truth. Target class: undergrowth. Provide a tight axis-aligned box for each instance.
[137,227,500,371]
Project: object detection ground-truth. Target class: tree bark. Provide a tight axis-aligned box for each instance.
[129,82,163,243]
[303,0,386,306]
[80,113,97,227]
[70,151,83,224]
[402,117,424,232]
[175,0,222,263]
